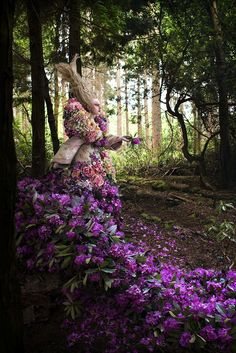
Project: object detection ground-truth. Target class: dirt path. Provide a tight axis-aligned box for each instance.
[121,175,236,271]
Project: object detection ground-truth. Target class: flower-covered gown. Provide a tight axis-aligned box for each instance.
[16,98,125,281]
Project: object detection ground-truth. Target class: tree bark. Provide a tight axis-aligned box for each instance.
[144,72,150,147]
[54,13,60,130]
[69,0,82,75]
[44,73,60,154]
[137,76,142,137]
[27,0,46,177]
[152,70,162,150]
[116,61,122,136]
[0,1,24,352]
[209,0,231,187]
[192,103,201,155]
[124,74,129,135]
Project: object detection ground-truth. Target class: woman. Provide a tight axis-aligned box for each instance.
[16,55,132,277]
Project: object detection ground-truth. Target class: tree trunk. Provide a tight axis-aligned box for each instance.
[116,61,122,136]
[44,73,60,154]
[69,0,82,75]
[27,0,46,177]
[54,13,60,130]
[209,0,231,187]
[144,72,150,147]
[124,75,129,135]
[0,1,24,352]
[54,70,59,130]
[152,70,162,150]
[137,76,142,137]
[193,103,201,155]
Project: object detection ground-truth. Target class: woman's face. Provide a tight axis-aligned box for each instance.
[92,98,101,114]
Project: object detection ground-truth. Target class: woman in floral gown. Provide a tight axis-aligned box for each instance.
[16,55,131,283]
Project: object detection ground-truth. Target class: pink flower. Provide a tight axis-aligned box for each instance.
[65,98,83,111]
[92,175,104,188]
[82,166,95,177]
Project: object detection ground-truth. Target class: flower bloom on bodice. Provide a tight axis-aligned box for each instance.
[70,151,115,189]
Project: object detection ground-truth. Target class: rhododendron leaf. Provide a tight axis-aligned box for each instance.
[32,191,38,204]
[135,255,146,264]
[85,232,94,237]
[108,225,117,235]
[15,234,23,247]
[85,268,98,274]
[25,224,36,229]
[104,278,113,291]
[85,257,91,264]
[49,259,54,268]
[196,334,206,343]
[110,236,120,243]
[155,273,162,281]
[154,330,159,337]
[64,275,78,288]
[61,256,72,269]
[101,268,115,273]
[216,303,226,316]
[55,225,65,234]
[56,252,73,257]
[169,311,177,318]
[83,274,88,286]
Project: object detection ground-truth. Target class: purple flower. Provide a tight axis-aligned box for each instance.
[163,318,182,332]
[89,272,101,282]
[146,311,161,326]
[132,137,141,145]
[74,254,90,266]
[200,325,217,341]
[66,231,76,239]
[180,332,192,347]
[91,222,103,236]
[71,205,83,215]
[38,225,51,239]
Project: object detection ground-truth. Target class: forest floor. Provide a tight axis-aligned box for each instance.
[22,175,236,353]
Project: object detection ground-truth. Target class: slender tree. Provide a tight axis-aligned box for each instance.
[137,76,142,137]
[144,71,150,146]
[69,0,82,75]
[116,60,122,136]
[124,73,129,135]
[44,72,60,154]
[0,1,24,352]
[27,0,46,177]
[151,70,162,150]
[209,0,231,186]
[53,13,61,130]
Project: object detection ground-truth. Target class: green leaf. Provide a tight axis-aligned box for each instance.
[61,256,72,269]
[101,268,115,273]
[83,274,88,286]
[104,278,113,291]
